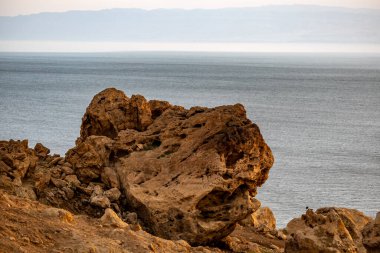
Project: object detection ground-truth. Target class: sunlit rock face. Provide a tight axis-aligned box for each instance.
[67,88,274,245]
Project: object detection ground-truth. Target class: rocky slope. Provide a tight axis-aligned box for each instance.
[0,88,378,252]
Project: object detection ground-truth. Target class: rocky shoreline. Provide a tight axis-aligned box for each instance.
[1,88,379,253]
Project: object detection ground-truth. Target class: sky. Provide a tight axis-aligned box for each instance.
[1,0,380,16]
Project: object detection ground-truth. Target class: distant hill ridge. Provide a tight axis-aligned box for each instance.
[1,5,379,43]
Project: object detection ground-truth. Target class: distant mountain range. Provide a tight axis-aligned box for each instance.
[0,5,379,43]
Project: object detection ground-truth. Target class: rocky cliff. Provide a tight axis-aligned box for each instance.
[0,88,378,253]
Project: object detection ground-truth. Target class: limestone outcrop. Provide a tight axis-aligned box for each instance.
[285,207,373,253]
[3,87,377,252]
[66,88,274,245]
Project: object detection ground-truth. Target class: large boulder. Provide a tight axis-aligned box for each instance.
[67,88,274,245]
[285,207,373,253]
[240,206,277,232]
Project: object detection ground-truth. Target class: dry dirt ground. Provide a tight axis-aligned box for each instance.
[0,189,283,253]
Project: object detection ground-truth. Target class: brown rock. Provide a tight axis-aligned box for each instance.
[362,212,380,252]
[0,140,38,180]
[100,208,128,228]
[48,157,63,167]
[285,207,372,253]
[101,167,120,189]
[64,174,81,188]
[61,166,74,175]
[34,143,50,157]
[125,212,138,225]
[33,168,51,193]
[223,235,261,252]
[77,88,154,143]
[90,195,111,209]
[115,104,272,245]
[250,207,277,232]
[14,185,37,200]
[51,178,67,188]
[62,186,75,199]
[42,207,74,223]
[148,100,172,119]
[65,136,113,183]
[104,188,121,202]
[69,88,274,245]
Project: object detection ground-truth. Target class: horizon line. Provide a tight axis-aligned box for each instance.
[2,4,380,18]
[1,41,380,54]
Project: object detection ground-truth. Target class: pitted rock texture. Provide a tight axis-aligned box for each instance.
[78,88,153,143]
[67,88,274,245]
[285,207,373,253]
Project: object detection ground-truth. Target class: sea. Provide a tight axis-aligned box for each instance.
[0,52,379,227]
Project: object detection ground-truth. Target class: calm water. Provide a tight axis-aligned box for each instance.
[0,52,379,227]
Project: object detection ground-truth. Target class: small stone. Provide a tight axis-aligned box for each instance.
[125,212,138,225]
[62,162,72,168]
[42,207,74,223]
[48,157,62,167]
[104,188,121,202]
[92,185,104,195]
[50,167,62,179]
[277,229,287,240]
[15,186,37,200]
[21,236,30,244]
[61,166,74,175]
[34,143,50,157]
[30,236,42,245]
[9,236,16,241]
[62,186,75,199]
[100,208,128,228]
[64,175,81,188]
[90,195,111,208]
[51,178,67,188]
[101,167,120,189]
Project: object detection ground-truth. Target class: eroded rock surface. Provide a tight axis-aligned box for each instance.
[362,212,380,253]
[0,140,38,185]
[285,207,373,253]
[66,88,274,245]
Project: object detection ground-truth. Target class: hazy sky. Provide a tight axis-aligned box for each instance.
[1,0,380,16]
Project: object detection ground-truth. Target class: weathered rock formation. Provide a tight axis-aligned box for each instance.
[285,207,374,253]
[66,88,274,245]
[2,87,376,252]
[0,140,38,186]
[362,212,380,253]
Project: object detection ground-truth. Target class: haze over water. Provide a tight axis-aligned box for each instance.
[0,52,379,227]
